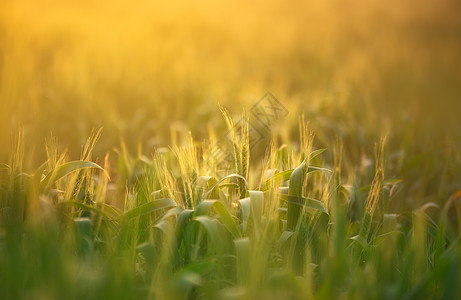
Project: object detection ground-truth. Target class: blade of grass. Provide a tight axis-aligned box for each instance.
[41,160,109,188]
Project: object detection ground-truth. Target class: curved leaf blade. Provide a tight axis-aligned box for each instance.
[41,160,109,187]
[123,198,177,220]
[195,200,241,238]
[280,194,328,215]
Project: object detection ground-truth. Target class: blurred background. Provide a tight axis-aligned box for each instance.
[0,0,460,166]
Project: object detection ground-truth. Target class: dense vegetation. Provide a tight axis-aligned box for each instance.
[1,111,460,299]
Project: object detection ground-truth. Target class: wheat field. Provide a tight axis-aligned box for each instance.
[1,0,461,299]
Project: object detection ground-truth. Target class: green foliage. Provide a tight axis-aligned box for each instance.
[1,123,460,300]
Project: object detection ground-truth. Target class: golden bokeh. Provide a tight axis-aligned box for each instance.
[1,0,460,161]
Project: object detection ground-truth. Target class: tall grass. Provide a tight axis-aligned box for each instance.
[1,1,461,298]
[1,113,460,299]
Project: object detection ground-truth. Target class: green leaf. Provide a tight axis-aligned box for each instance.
[194,176,219,199]
[159,207,183,222]
[306,166,332,174]
[136,242,155,264]
[280,194,328,215]
[309,148,326,161]
[263,166,330,190]
[63,201,118,220]
[249,190,264,234]
[219,183,240,189]
[286,161,308,231]
[349,234,370,250]
[74,217,93,254]
[193,215,232,253]
[123,198,177,220]
[277,230,294,251]
[41,160,109,187]
[154,219,181,267]
[195,200,241,238]
[64,201,120,234]
[195,200,216,216]
[238,197,251,232]
[263,169,294,190]
[286,160,331,230]
[176,209,194,244]
[234,238,251,283]
[33,160,48,186]
[204,173,249,199]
